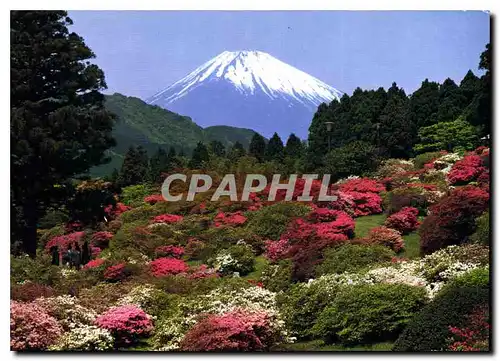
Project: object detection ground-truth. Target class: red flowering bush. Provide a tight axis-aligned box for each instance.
[447,155,486,185]
[83,258,106,270]
[364,226,405,253]
[448,305,489,352]
[149,257,189,277]
[264,238,290,263]
[187,264,219,280]
[144,194,165,205]
[384,207,420,235]
[308,208,355,237]
[214,211,247,227]
[45,231,85,253]
[419,186,489,254]
[90,231,113,249]
[339,178,385,193]
[155,245,185,258]
[260,178,330,203]
[105,202,131,219]
[95,305,153,346]
[343,191,383,217]
[11,283,55,302]
[10,301,63,351]
[152,214,184,224]
[104,263,132,282]
[180,309,279,351]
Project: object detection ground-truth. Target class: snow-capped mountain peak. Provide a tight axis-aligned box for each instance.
[147,50,342,108]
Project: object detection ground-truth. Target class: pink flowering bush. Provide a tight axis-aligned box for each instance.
[90,231,114,249]
[447,305,489,352]
[339,178,386,193]
[105,202,131,219]
[364,226,405,252]
[187,264,219,280]
[94,305,153,346]
[343,191,383,217]
[149,257,189,277]
[83,258,106,270]
[152,214,184,224]
[307,208,355,237]
[180,308,279,351]
[264,238,290,263]
[447,155,486,185]
[214,211,247,227]
[11,301,63,351]
[384,207,420,235]
[144,194,165,205]
[45,231,85,253]
[155,245,185,259]
[104,263,132,282]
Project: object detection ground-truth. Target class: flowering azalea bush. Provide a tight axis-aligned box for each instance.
[214,211,247,227]
[49,325,114,351]
[339,178,386,193]
[11,282,55,302]
[384,207,420,234]
[90,231,114,249]
[45,231,85,253]
[343,191,383,217]
[447,155,486,185]
[152,214,184,224]
[105,202,131,219]
[83,258,106,270]
[10,301,63,351]
[364,226,405,252]
[180,308,280,351]
[155,245,185,259]
[104,263,133,282]
[447,304,489,352]
[149,257,189,277]
[95,305,154,346]
[144,194,165,205]
[264,238,290,263]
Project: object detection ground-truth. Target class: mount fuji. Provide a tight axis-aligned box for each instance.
[146,51,342,139]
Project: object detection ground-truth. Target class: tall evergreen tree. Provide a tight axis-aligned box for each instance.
[265,132,284,161]
[148,147,170,183]
[227,141,246,161]
[459,70,480,104]
[11,11,115,255]
[248,133,267,161]
[306,102,333,170]
[117,146,149,188]
[434,78,468,124]
[208,140,226,157]
[284,133,304,159]
[189,142,209,168]
[408,79,441,129]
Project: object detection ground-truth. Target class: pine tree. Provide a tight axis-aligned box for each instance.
[408,79,441,129]
[306,102,332,170]
[189,142,209,168]
[117,146,149,188]
[148,147,170,183]
[248,133,267,161]
[434,78,468,124]
[265,132,284,161]
[11,11,115,255]
[208,140,226,157]
[227,141,246,161]
[284,133,304,159]
[459,70,480,104]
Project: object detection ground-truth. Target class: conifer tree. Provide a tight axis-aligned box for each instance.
[227,141,246,161]
[117,146,149,188]
[148,147,170,183]
[208,140,226,157]
[189,142,209,168]
[284,133,304,159]
[248,133,267,161]
[265,132,284,161]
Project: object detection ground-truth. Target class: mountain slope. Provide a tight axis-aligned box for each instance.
[147,50,342,138]
[90,93,259,176]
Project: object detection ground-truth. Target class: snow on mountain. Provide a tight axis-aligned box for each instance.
[146,50,342,138]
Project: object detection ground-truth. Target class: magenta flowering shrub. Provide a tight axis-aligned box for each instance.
[187,264,219,280]
[154,245,185,259]
[152,214,184,224]
[45,231,85,253]
[149,257,189,277]
[180,308,278,351]
[144,194,165,205]
[447,155,486,185]
[91,231,114,249]
[104,263,132,282]
[105,203,131,219]
[343,191,383,217]
[94,305,153,346]
[214,211,247,227]
[83,258,106,270]
[264,238,290,263]
[10,301,63,351]
[339,178,386,193]
[384,207,420,235]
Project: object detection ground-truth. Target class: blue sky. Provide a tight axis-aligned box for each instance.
[68,11,490,99]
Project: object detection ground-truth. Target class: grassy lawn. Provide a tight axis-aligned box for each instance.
[243,255,268,280]
[354,214,387,238]
[402,231,421,259]
[274,339,394,351]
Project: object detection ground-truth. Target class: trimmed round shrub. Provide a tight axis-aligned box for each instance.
[10,255,61,286]
[11,282,55,302]
[10,301,63,351]
[382,187,429,215]
[179,308,280,351]
[364,226,405,252]
[393,285,490,351]
[315,244,395,276]
[260,260,293,292]
[312,284,427,345]
[104,263,137,282]
[94,305,153,347]
[384,207,419,234]
[78,283,134,314]
[210,244,255,276]
[150,257,189,277]
[470,211,490,245]
[49,325,114,351]
[414,151,443,169]
[419,186,489,255]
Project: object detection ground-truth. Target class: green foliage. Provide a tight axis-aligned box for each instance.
[11,11,116,255]
[226,141,246,161]
[393,285,489,351]
[189,142,209,168]
[210,244,255,276]
[265,132,285,162]
[38,209,70,230]
[261,259,293,292]
[109,220,164,258]
[246,202,312,240]
[354,214,387,238]
[207,140,226,157]
[284,133,305,159]
[321,141,380,180]
[470,211,490,245]
[120,184,154,207]
[413,152,444,169]
[414,117,479,154]
[248,133,267,162]
[11,255,61,286]
[118,203,159,223]
[117,146,149,188]
[312,284,427,345]
[408,79,440,129]
[147,147,170,183]
[444,266,489,290]
[315,244,395,276]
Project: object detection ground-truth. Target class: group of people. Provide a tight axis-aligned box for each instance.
[50,242,91,269]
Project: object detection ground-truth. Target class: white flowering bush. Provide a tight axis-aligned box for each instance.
[49,325,114,351]
[116,284,156,308]
[34,295,97,330]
